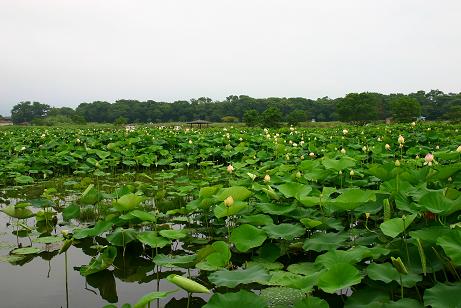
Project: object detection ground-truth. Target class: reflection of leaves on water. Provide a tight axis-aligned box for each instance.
[165,296,206,308]
[0,254,35,266]
[73,236,106,257]
[112,243,154,283]
[86,269,118,303]
[39,250,59,261]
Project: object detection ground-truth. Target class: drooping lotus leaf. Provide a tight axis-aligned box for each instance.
[158,229,187,240]
[380,214,417,238]
[73,219,114,239]
[416,190,461,215]
[300,218,323,228]
[133,290,176,308]
[327,189,376,210]
[208,265,271,288]
[262,223,305,240]
[317,263,362,293]
[230,224,267,252]
[203,290,267,308]
[120,209,156,222]
[33,236,63,244]
[196,241,230,270]
[423,282,461,308]
[410,226,451,243]
[106,228,137,247]
[11,247,42,255]
[1,204,34,219]
[136,231,171,248]
[80,184,103,205]
[303,232,349,252]
[214,201,248,219]
[114,193,145,211]
[287,262,321,276]
[215,186,252,201]
[367,262,421,287]
[62,203,80,220]
[277,182,312,199]
[246,260,284,271]
[436,229,461,266]
[322,157,355,171]
[256,203,296,216]
[153,254,197,268]
[239,214,274,226]
[264,270,319,290]
[80,246,117,276]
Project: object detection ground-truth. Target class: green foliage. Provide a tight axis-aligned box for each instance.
[261,107,283,128]
[243,109,260,127]
[337,92,381,122]
[389,96,421,122]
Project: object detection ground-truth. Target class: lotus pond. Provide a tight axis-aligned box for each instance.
[0,123,461,308]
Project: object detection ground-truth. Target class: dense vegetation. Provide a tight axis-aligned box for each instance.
[8,90,461,125]
[1,123,461,307]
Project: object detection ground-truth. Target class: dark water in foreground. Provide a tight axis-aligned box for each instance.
[0,182,208,308]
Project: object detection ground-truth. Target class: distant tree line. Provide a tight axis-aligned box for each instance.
[9,90,461,126]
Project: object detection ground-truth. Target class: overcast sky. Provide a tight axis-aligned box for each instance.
[1,0,460,116]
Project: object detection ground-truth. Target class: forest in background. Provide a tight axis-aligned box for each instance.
[7,89,461,126]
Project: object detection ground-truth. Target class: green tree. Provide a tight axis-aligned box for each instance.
[444,104,461,122]
[261,107,283,128]
[11,101,50,124]
[287,110,307,126]
[389,96,421,122]
[336,93,381,123]
[221,116,239,123]
[243,109,260,127]
[114,116,128,126]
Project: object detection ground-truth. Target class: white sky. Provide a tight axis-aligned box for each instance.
[1,0,461,116]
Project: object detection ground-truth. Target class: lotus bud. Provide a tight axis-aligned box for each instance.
[300,155,304,160]
[188,139,193,144]
[296,171,302,178]
[264,174,271,183]
[60,229,69,237]
[340,148,346,154]
[226,164,234,173]
[457,145,461,153]
[391,256,408,274]
[385,144,391,150]
[342,129,348,135]
[309,152,315,157]
[415,155,420,159]
[395,160,400,167]
[365,212,370,219]
[424,153,434,166]
[338,170,342,175]
[362,146,367,152]
[224,196,234,207]
[398,135,405,144]
[435,145,439,150]
[411,122,416,126]
[350,170,354,176]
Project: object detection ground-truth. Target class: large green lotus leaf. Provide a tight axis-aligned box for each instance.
[300,217,323,228]
[380,214,417,238]
[133,290,176,308]
[260,287,307,307]
[315,249,364,269]
[247,260,284,271]
[73,219,114,239]
[383,298,423,308]
[287,262,321,276]
[410,226,451,243]
[303,232,349,252]
[106,228,137,247]
[258,242,282,262]
[230,224,267,252]
[239,214,274,226]
[80,184,103,205]
[367,262,422,287]
[196,241,231,270]
[115,193,145,211]
[346,287,422,308]
[15,175,35,184]
[203,290,267,308]
[277,183,312,199]
[328,189,376,210]
[317,263,362,293]
[437,229,461,266]
[264,270,319,290]
[94,149,110,159]
[322,157,355,171]
[159,229,187,240]
[262,223,305,240]
[214,201,247,219]
[208,265,270,288]
[294,296,329,308]
[11,247,42,255]
[1,204,34,219]
[153,254,196,268]
[33,236,63,244]
[120,210,156,222]
[417,190,461,215]
[215,186,252,201]
[424,282,461,308]
[256,203,296,215]
[62,203,80,220]
[199,185,222,198]
[136,231,171,248]
[80,246,117,276]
